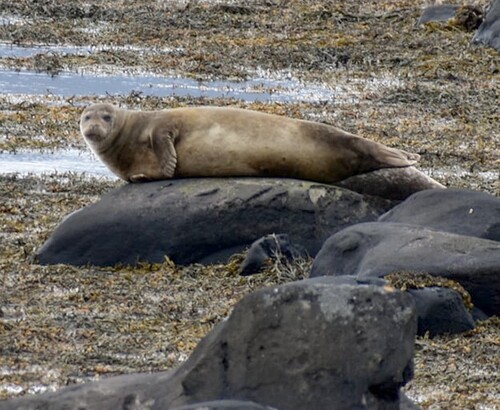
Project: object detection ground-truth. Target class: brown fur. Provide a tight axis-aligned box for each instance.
[80,103,419,183]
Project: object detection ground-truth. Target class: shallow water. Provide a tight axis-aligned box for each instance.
[0,43,90,58]
[0,43,383,102]
[0,40,415,109]
[0,43,181,58]
[0,149,114,178]
[0,68,343,103]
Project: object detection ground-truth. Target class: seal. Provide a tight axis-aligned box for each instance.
[80,103,420,183]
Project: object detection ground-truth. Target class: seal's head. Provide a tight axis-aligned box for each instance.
[80,103,123,148]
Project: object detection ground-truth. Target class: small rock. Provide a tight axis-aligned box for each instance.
[239,233,308,276]
[334,166,445,201]
[408,287,475,337]
[418,4,483,31]
[418,5,460,25]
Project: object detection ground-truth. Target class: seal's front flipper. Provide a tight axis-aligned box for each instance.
[151,130,177,178]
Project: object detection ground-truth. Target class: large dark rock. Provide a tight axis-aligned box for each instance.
[36,178,394,267]
[379,188,500,241]
[473,0,500,51]
[0,277,417,410]
[310,222,500,316]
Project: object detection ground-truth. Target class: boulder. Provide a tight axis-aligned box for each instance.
[473,0,500,51]
[333,166,445,201]
[1,277,417,410]
[36,178,394,267]
[379,188,500,241]
[310,222,500,316]
[408,287,475,337]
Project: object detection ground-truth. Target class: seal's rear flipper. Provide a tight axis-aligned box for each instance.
[401,149,421,164]
[379,146,420,167]
[352,137,420,170]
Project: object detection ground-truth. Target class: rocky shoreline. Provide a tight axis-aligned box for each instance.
[1,1,499,408]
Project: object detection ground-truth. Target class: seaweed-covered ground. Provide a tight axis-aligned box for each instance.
[0,1,499,408]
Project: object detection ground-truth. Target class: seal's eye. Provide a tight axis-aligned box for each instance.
[84,115,91,121]
[102,115,112,122]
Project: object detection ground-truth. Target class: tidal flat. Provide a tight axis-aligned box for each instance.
[0,1,499,408]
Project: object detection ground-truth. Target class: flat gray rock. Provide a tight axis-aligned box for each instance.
[418,5,460,24]
[310,222,500,316]
[36,178,394,267]
[379,188,500,241]
[0,277,417,410]
[473,0,500,51]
